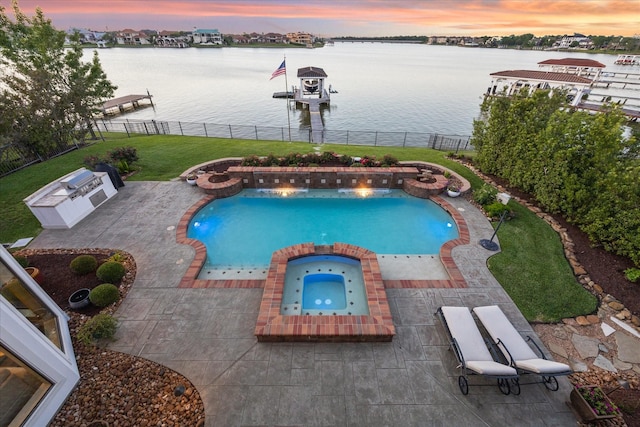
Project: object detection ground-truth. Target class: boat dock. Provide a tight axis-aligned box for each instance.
[102,93,154,116]
[295,89,330,143]
[292,66,332,143]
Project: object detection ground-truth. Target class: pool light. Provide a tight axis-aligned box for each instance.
[257,188,308,197]
[355,188,372,198]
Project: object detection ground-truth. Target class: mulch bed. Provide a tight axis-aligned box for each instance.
[25,251,114,316]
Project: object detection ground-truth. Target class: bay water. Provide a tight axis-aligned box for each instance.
[91,43,621,136]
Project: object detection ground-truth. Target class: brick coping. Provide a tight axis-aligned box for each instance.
[254,242,395,342]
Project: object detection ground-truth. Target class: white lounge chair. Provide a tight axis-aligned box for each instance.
[436,306,519,395]
[473,305,572,391]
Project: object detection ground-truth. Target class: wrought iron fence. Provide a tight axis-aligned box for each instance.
[0,139,91,177]
[94,118,473,152]
[2,118,472,176]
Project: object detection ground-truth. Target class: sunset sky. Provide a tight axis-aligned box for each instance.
[7,0,640,37]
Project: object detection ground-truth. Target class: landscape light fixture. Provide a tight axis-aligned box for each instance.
[173,384,186,397]
[479,192,511,251]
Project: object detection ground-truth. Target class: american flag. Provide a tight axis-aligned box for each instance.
[270,60,286,80]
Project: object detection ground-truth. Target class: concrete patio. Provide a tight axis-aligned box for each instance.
[30,181,577,426]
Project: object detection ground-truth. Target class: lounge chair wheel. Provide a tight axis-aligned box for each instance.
[543,376,559,391]
[458,376,469,395]
[510,378,521,395]
[497,378,510,395]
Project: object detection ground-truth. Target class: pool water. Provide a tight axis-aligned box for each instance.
[303,274,346,310]
[281,255,369,316]
[187,189,458,269]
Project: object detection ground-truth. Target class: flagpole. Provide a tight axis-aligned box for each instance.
[284,55,291,142]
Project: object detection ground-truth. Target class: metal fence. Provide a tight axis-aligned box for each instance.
[0,139,92,178]
[94,118,473,151]
[1,118,472,176]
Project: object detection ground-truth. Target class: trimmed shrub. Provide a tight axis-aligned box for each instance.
[263,153,280,166]
[485,202,511,219]
[381,154,399,167]
[96,261,126,283]
[77,314,118,346]
[116,159,131,174]
[107,251,126,263]
[70,255,98,275]
[13,255,29,268]
[338,154,352,166]
[474,184,498,206]
[303,152,321,165]
[83,154,107,170]
[319,151,337,164]
[284,152,303,166]
[625,268,640,283]
[107,146,138,165]
[89,283,120,307]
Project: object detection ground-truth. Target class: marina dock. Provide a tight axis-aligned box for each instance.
[102,93,154,116]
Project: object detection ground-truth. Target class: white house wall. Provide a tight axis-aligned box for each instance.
[0,247,79,426]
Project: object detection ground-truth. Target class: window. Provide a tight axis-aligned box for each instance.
[0,344,52,427]
[0,261,62,349]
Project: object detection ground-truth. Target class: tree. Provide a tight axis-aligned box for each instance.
[589,35,614,49]
[0,1,116,156]
[472,89,640,266]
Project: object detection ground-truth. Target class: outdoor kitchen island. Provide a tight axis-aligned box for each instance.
[24,168,118,229]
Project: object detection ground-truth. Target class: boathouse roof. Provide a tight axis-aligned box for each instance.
[490,70,593,84]
[297,66,328,78]
[538,58,606,68]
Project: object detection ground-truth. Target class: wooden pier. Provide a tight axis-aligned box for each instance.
[272,91,294,99]
[102,93,154,116]
[293,66,331,143]
[295,89,330,143]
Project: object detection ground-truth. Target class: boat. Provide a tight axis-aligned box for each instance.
[614,55,639,66]
[302,79,319,93]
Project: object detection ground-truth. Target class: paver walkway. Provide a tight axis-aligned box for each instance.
[30,181,576,426]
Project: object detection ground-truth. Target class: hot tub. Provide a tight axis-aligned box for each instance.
[281,255,369,316]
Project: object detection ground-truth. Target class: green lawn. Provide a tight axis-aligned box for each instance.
[488,201,597,322]
[0,135,596,321]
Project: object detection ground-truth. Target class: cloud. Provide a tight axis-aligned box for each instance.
[9,0,639,36]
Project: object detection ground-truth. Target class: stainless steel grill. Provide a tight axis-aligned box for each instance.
[60,170,102,199]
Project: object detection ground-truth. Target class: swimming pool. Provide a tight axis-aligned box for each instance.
[187,189,459,269]
[281,255,369,316]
